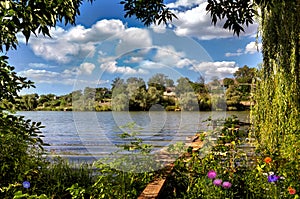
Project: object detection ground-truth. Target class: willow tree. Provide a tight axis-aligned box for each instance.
[251,1,299,161]
[206,0,300,160]
[121,0,300,160]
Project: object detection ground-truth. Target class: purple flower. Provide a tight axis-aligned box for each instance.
[268,175,279,183]
[207,170,217,179]
[213,179,222,186]
[22,181,30,189]
[222,181,232,189]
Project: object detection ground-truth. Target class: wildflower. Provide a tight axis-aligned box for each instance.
[264,157,272,164]
[288,187,296,195]
[207,170,217,179]
[268,171,274,175]
[268,175,279,183]
[22,181,30,189]
[222,181,232,189]
[213,179,222,186]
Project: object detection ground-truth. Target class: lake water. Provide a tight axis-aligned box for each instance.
[18,111,249,163]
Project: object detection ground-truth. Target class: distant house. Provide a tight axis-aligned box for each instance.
[163,87,176,97]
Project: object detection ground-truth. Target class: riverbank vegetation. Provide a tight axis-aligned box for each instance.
[8,66,255,112]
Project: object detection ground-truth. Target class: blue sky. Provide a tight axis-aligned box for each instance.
[8,0,262,95]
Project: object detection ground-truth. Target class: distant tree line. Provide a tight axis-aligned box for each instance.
[6,66,255,111]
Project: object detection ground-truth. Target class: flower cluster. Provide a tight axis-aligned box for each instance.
[207,170,232,189]
[262,157,297,196]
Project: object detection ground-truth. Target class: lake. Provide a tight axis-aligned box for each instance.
[18,111,249,163]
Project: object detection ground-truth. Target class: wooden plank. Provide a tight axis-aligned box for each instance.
[138,138,204,199]
[137,178,167,199]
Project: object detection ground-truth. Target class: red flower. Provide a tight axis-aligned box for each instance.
[288,187,296,195]
[264,157,272,164]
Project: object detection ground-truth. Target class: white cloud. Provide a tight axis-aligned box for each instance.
[19,19,126,63]
[225,48,244,57]
[19,19,155,64]
[190,61,238,79]
[61,62,95,77]
[139,60,165,69]
[28,63,57,69]
[153,46,193,68]
[79,62,95,75]
[166,1,258,40]
[167,0,205,8]
[100,61,147,75]
[225,52,243,57]
[115,28,152,55]
[19,69,78,85]
[20,69,59,80]
[225,42,262,57]
[245,41,262,54]
[20,61,98,86]
[123,56,144,64]
[150,23,167,33]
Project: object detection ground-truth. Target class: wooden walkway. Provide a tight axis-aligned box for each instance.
[138,135,204,199]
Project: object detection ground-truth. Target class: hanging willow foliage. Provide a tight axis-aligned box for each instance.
[252,0,300,160]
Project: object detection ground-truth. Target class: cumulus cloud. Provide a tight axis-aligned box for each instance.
[225,42,262,57]
[62,62,95,76]
[165,1,258,40]
[245,41,262,54]
[190,61,238,79]
[153,46,193,68]
[19,19,128,63]
[19,62,98,85]
[100,61,147,75]
[79,62,95,75]
[19,19,155,64]
[115,28,152,55]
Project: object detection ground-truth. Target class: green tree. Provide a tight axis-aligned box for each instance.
[223,78,234,89]
[178,92,198,111]
[0,0,94,51]
[111,77,126,95]
[126,77,147,110]
[0,58,45,190]
[175,77,193,96]
[225,85,242,109]
[95,87,110,102]
[38,94,56,107]
[0,0,94,191]
[147,73,168,91]
[71,90,83,101]
[111,93,129,111]
[19,93,39,110]
[120,0,177,26]
[233,65,256,96]
[234,65,256,84]
[191,81,207,94]
[165,78,175,87]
